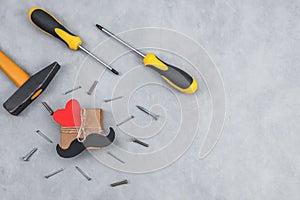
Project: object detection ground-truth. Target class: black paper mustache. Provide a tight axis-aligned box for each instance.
[56,127,115,158]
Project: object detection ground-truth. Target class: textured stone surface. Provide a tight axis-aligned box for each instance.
[0,0,299,199]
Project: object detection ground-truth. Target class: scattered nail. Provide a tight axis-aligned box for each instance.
[75,166,92,181]
[116,115,134,126]
[110,179,128,187]
[104,96,123,103]
[42,102,54,115]
[35,130,53,143]
[22,147,38,161]
[136,105,159,120]
[44,168,64,179]
[107,151,125,164]
[87,81,98,95]
[132,138,149,147]
[63,86,82,95]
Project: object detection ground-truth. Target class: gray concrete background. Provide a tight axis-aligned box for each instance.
[0,0,299,199]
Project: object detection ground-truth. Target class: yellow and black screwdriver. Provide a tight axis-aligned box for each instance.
[28,7,119,75]
[96,25,198,94]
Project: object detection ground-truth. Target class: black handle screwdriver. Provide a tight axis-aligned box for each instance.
[28,7,119,75]
[96,24,198,94]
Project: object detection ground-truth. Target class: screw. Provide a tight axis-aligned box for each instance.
[107,151,125,164]
[42,102,54,115]
[110,179,128,187]
[63,86,82,95]
[116,115,134,126]
[75,166,92,181]
[35,130,53,143]
[44,168,64,179]
[22,147,38,161]
[87,81,98,95]
[104,96,123,103]
[132,138,149,147]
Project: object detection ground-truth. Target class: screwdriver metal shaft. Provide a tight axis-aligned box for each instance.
[96,24,145,58]
[78,46,119,75]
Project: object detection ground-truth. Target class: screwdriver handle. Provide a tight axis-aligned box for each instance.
[143,54,197,94]
[28,7,82,50]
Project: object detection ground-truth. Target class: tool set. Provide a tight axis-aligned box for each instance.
[116,115,135,126]
[104,96,124,103]
[132,138,149,147]
[22,147,38,161]
[110,179,129,187]
[1,5,198,186]
[44,168,64,179]
[87,81,98,95]
[136,105,160,120]
[75,166,92,181]
[35,130,53,143]
[63,85,82,95]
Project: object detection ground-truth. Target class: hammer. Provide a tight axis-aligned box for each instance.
[0,51,60,115]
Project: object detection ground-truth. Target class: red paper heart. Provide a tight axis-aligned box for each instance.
[53,99,81,127]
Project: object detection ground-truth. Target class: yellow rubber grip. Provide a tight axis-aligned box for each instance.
[162,76,198,94]
[143,53,168,71]
[28,7,82,50]
[0,51,30,88]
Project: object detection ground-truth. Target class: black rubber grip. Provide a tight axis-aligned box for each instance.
[29,8,77,47]
[149,59,193,89]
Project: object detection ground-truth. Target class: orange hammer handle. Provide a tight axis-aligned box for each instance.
[0,51,30,88]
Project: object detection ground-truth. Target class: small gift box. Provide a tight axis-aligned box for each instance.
[52,99,115,158]
[60,108,104,149]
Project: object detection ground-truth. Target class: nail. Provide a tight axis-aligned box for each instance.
[132,138,149,147]
[42,102,54,115]
[63,86,82,95]
[104,96,123,103]
[75,166,92,181]
[35,130,53,143]
[107,151,125,164]
[22,147,38,161]
[110,179,128,187]
[136,105,159,120]
[44,168,64,179]
[116,115,134,126]
[87,81,98,95]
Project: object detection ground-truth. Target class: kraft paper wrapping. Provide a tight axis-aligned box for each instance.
[60,109,103,149]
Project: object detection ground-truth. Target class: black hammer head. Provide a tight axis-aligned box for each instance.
[3,62,60,115]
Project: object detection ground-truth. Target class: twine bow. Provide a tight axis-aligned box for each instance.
[76,109,87,142]
[76,109,103,142]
